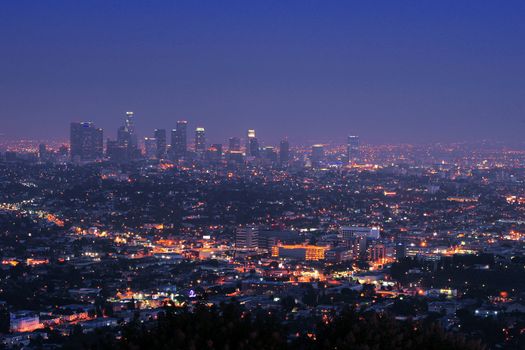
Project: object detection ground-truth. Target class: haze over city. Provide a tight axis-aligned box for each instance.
[1,0,525,145]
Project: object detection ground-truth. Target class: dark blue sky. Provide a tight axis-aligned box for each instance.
[1,0,524,145]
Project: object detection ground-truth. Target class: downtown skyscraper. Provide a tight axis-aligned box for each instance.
[154,129,167,159]
[246,129,260,158]
[70,122,103,161]
[311,144,324,168]
[279,139,290,165]
[124,111,137,148]
[347,135,360,163]
[194,127,206,153]
[170,121,187,159]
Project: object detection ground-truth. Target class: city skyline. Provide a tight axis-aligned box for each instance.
[2,2,525,348]
[1,1,524,144]
[2,112,525,150]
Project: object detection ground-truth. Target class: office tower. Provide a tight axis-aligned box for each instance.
[70,122,103,161]
[311,144,324,168]
[170,129,177,158]
[125,111,135,135]
[154,129,167,159]
[395,242,406,260]
[235,226,259,250]
[246,129,260,157]
[229,137,241,151]
[194,127,206,153]
[249,138,260,158]
[171,121,187,159]
[352,235,368,259]
[144,137,157,159]
[263,146,277,163]
[124,111,138,150]
[347,135,360,163]
[116,126,133,161]
[279,139,290,164]
[115,111,139,160]
[117,126,131,146]
[106,139,127,163]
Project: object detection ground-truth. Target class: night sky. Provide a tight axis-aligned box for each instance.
[1,1,524,145]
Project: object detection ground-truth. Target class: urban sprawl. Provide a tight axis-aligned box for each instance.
[1,112,525,349]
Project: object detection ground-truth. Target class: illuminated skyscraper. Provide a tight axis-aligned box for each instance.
[125,111,135,135]
[246,129,260,157]
[124,111,138,150]
[279,139,290,164]
[117,126,130,147]
[194,127,206,153]
[171,121,187,159]
[116,126,133,161]
[311,144,324,168]
[115,111,139,160]
[347,135,359,163]
[70,122,103,161]
[154,129,167,159]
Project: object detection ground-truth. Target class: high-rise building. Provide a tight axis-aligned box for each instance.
[279,139,290,164]
[235,226,259,250]
[170,129,178,158]
[144,137,157,159]
[124,111,138,150]
[171,121,187,159]
[115,126,133,161]
[263,146,277,163]
[311,144,324,168]
[347,135,360,163]
[229,137,241,151]
[114,111,139,160]
[106,139,127,163]
[154,129,167,159]
[194,127,206,153]
[70,122,103,161]
[117,126,130,146]
[125,111,135,135]
[246,129,260,157]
